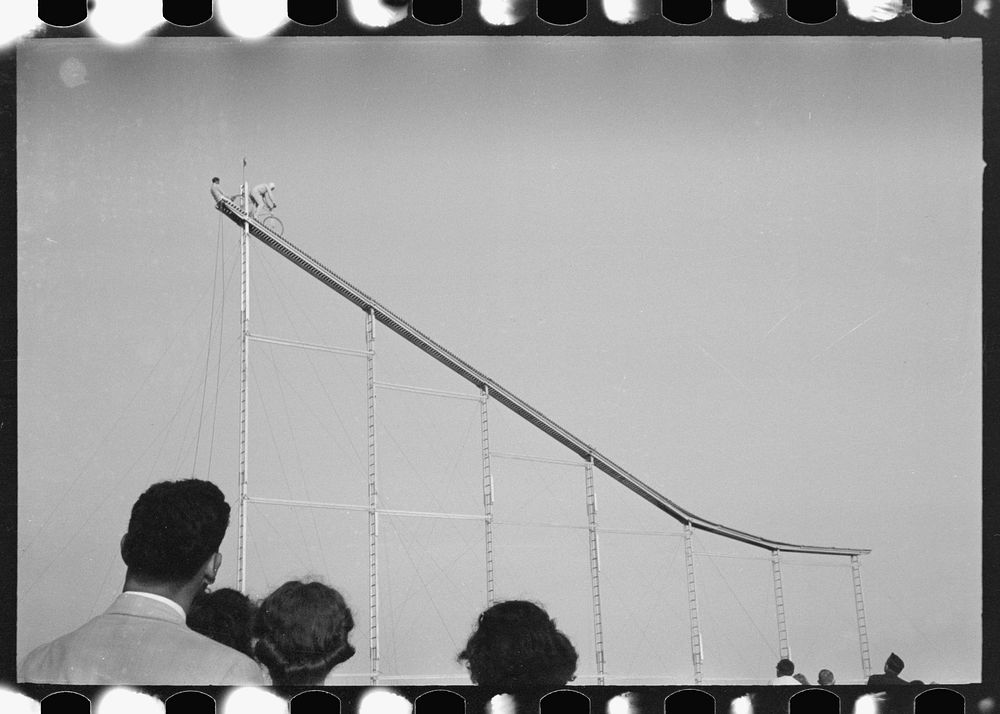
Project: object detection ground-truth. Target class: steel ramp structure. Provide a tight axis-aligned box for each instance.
[216,197,873,683]
[217,198,869,557]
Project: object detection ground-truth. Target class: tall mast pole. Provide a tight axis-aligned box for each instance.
[366,307,380,683]
[236,173,250,593]
[480,386,496,607]
[584,456,606,684]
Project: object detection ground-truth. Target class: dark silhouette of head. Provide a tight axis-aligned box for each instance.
[458,600,578,692]
[253,580,356,686]
[885,652,904,675]
[211,177,220,184]
[776,658,795,677]
[818,668,835,686]
[120,479,230,585]
[187,587,257,658]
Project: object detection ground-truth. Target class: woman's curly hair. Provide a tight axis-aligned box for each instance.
[458,600,578,691]
[252,580,356,686]
[187,587,256,658]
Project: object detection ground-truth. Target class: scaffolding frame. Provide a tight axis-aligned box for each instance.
[218,199,873,683]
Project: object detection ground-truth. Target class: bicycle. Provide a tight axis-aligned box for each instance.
[231,194,284,236]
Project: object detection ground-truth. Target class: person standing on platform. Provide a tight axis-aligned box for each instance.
[210,176,231,204]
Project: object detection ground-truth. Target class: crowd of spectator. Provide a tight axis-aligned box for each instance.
[767,653,925,690]
[17,478,580,690]
[18,478,928,695]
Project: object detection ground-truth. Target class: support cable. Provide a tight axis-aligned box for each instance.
[205,235,238,477]
[192,222,224,474]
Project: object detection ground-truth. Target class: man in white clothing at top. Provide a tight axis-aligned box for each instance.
[210,176,230,204]
[249,182,277,218]
[20,478,266,685]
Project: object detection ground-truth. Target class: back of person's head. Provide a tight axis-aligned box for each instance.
[817,668,835,686]
[458,599,578,691]
[212,177,220,184]
[187,587,256,658]
[885,652,904,674]
[776,658,795,677]
[253,580,355,686]
[121,479,230,583]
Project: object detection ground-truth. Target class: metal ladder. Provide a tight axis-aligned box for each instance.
[584,459,606,684]
[772,550,789,659]
[684,523,704,684]
[851,555,872,678]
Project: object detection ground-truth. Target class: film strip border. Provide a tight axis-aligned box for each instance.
[3,8,995,714]
[3,684,993,713]
[10,0,996,40]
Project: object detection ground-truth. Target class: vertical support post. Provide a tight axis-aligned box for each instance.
[851,555,872,679]
[480,386,495,607]
[683,523,704,684]
[584,457,606,684]
[772,550,789,660]
[236,181,250,594]
[365,308,379,683]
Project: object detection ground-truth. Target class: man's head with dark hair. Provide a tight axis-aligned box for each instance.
[458,600,578,692]
[253,580,356,688]
[776,658,795,677]
[212,177,220,184]
[817,668,835,686]
[120,479,230,583]
[187,588,257,658]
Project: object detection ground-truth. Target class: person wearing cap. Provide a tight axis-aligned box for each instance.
[866,652,908,686]
[769,658,800,685]
[249,181,277,218]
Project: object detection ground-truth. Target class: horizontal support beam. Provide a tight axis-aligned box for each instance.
[248,496,486,521]
[491,451,586,467]
[493,519,590,532]
[598,527,684,538]
[252,497,683,536]
[375,381,480,401]
[691,550,773,562]
[249,333,371,358]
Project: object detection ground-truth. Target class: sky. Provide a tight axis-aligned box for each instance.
[16,36,982,685]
